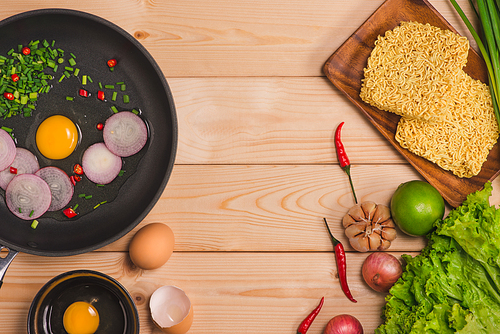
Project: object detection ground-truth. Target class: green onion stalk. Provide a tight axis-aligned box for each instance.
[449,0,500,128]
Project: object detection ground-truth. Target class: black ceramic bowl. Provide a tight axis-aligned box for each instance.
[27,270,139,334]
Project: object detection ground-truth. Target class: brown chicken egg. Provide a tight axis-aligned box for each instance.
[150,285,194,334]
[128,223,175,270]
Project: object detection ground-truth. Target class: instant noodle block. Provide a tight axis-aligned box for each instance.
[360,21,499,178]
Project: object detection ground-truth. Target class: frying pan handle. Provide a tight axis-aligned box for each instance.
[0,246,18,289]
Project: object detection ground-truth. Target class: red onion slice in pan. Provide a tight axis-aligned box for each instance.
[35,167,74,211]
[82,142,122,185]
[0,148,39,190]
[5,173,51,220]
[0,129,16,172]
[103,111,148,157]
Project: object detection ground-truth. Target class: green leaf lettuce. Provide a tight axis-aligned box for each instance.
[376,181,500,333]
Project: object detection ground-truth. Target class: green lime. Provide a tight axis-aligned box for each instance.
[390,180,445,236]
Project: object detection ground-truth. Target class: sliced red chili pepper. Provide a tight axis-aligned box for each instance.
[63,207,78,218]
[70,175,77,186]
[324,218,357,303]
[9,167,17,174]
[97,90,105,101]
[21,47,31,55]
[74,175,82,182]
[96,123,104,131]
[11,74,19,82]
[3,92,14,100]
[79,89,89,97]
[73,163,84,175]
[107,58,117,68]
[297,297,324,334]
[334,122,357,204]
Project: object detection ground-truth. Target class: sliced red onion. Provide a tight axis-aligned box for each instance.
[5,174,51,220]
[0,148,39,190]
[35,166,74,211]
[0,129,16,172]
[82,142,122,184]
[103,111,148,157]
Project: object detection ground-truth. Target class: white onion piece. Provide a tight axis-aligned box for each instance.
[103,111,148,157]
[82,142,122,184]
[35,167,74,211]
[0,129,16,171]
[5,174,51,220]
[0,148,39,189]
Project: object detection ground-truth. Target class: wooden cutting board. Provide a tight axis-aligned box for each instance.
[323,0,500,207]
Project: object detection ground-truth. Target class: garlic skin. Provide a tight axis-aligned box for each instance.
[342,201,397,252]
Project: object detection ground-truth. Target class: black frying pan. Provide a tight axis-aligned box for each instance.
[0,9,177,285]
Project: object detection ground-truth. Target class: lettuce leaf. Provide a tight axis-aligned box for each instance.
[376,182,500,333]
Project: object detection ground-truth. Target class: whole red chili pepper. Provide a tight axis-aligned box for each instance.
[297,297,324,334]
[334,122,358,204]
[324,218,357,303]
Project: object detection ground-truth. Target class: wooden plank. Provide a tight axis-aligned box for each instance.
[99,164,430,253]
[0,0,479,77]
[170,77,407,164]
[1,251,420,334]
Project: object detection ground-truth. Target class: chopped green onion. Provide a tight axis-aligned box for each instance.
[82,75,87,85]
[1,126,12,132]
[105,84,115,89]
[85,195,93,199]
[73,204,79,210]
[112,91,117,101]
[123,95,130,103]
[111,105,119,113]
[31,220,39,229]
[66,96,74,101]
[74,68,80,76]
[68,57,76,66]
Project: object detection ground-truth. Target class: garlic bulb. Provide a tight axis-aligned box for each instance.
[342,201,397,252]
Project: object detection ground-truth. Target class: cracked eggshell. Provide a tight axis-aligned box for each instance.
[129,223,175,270]
[150,285,194,334]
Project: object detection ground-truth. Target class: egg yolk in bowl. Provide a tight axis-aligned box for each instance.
[36,115,78,160]
[63,301,100,334]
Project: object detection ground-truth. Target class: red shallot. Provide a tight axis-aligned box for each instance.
[103,111,148,157]
[0,148,39,189]
[0,128,16,171]
[35,167,74,212]
[324,314,363,334]
[82,142,122,184]
[5,174,51,220]
[362,252,402,293]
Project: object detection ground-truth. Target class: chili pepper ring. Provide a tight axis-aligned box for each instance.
[323,218,357,303]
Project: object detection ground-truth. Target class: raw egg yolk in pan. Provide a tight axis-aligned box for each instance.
[63,301,100,334]
[36,115,78,160]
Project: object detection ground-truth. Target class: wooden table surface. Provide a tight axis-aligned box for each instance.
[1,0,499,333]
